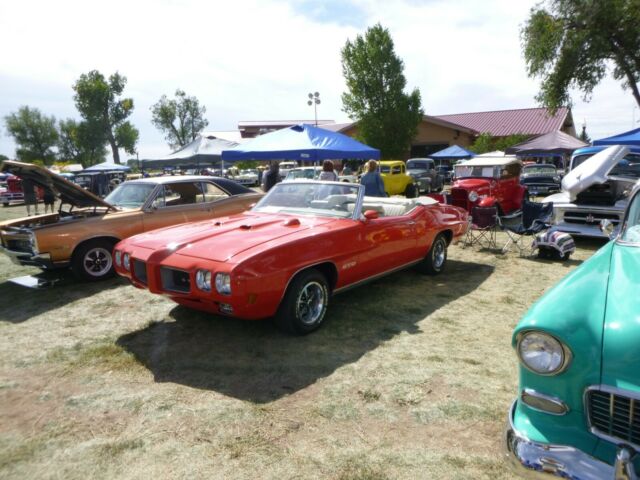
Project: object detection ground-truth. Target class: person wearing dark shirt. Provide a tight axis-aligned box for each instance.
[263,162,280,192]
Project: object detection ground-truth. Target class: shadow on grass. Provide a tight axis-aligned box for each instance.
[0,273,125,323]
[117,259,494,403]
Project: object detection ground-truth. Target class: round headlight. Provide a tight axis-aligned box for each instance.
[517,331,569,375]
[114,250,122,267]
[195,269,212,291]
[123,253,131,271]
[215,272,231,295]
[468,190,479,202]
[554,175,561,182]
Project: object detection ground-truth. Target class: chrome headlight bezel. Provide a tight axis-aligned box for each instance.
[114,250,122,267]
[215,272,231,295]
[516,331,572,376]
[29,233,39,254]
[123,253,131,271]
[195,269,212,292]
[468,190,479,202]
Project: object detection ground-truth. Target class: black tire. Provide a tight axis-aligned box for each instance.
[2,203,8,207]
[71,239,116,281]
[416,233,448,275]
[274,269,330,335]
[405,183,417,198]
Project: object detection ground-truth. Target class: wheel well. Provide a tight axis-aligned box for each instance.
[440,230,453,245]
[298,262,338,292]
[72,236,120,259]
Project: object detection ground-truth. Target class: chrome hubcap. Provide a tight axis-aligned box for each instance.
[83,247,113,277]
[296,281,326,325]
[433,240,445,268]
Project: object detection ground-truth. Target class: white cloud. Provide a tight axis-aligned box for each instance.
[0,0,635,159]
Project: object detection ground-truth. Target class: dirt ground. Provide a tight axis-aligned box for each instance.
[0,202,606,479]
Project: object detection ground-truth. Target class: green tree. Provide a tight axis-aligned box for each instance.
[4,106,58,164]
[151,89,209,149]
[58,119,108,166]
[468,133,530,154]
[73,70,139,164]
[0,154,8,161]
[578,124,591,143]
[522,0,640,111]
[341,23,423,158]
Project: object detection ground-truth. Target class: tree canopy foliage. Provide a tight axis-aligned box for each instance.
[468,133,531,154]
[341,23,423,159]
[151,89,209,149]
[4,106,58,164]
[58,119,107,166]
[73,70,139,164]
[522,0,640,111]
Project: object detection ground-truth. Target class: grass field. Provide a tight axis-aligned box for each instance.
[0,202,606,479]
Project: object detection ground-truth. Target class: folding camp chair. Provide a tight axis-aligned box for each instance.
[463,206,498,249]
[499,199,553,255]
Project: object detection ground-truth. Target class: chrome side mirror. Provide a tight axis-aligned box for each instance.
[600,219,617,239]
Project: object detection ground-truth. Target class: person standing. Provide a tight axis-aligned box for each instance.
[263,162,280,192]
[319,160,339,181]
[43,186,55,214]
[359,160,387,197]
[22,178,39,216]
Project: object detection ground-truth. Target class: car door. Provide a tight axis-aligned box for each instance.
[142,181,206,232]
[199,181,252,219]
[354,211,417,276]
[390,165,402,195]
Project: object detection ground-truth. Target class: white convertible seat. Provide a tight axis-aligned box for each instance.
[343,195,437,217]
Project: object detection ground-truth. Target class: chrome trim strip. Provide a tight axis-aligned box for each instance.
[520,388,569,415]
[333,258,422,294]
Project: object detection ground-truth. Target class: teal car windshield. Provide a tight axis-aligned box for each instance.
[621,190,640,243]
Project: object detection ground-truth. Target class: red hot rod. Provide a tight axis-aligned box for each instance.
[114,181,468,334]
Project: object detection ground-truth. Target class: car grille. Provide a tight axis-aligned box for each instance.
[587,388,640,448]
[160,267,190,293]
[133,259,147,285]
[562,210,621,226]
[450,188,469,211]
[5,238,33,253]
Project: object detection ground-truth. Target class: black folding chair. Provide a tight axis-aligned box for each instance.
[463,206,498,249]
[499,199,553,255]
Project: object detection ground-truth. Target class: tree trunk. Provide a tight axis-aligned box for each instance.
[108,134,120,164]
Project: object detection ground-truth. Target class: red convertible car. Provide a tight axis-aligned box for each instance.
[114,181,468,334]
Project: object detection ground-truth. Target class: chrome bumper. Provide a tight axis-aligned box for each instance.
[0,245,58,269]
[505,401,637,479]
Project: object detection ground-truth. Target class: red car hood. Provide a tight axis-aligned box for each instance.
[452,178,491,190]
[129,213,336,262]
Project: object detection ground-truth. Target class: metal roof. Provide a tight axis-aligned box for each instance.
[435,107,569,137]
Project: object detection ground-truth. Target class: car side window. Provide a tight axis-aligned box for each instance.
[154,182,203,207]
[391,165,401,174]
[200,182,229,203]
[622,192,640,243]
[151,187,166,208]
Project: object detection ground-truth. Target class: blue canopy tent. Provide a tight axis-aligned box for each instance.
[429,145,475,161]
[593,127,640,147]
[221,124,380,163]
[83,162,131,172]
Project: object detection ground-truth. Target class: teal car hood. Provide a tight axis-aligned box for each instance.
[601,244,640,391]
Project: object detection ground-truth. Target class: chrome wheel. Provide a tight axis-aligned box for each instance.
[295,281,326,326]
[83,247,113,277]
[433,239,446,269]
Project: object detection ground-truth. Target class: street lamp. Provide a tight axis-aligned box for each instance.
[307,92,321,126]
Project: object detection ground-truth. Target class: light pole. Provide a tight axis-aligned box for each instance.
[307,92,321,126]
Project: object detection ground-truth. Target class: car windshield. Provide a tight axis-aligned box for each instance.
[454,165,499,179]
[253,181,360,218]
[287,169,319,180]
[621,190,640,243]
[104,183,156,208]
[523,165,556,175]
[572,153,640,179]
[407,161,430,170]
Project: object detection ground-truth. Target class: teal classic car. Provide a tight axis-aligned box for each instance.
[505,180,640,478]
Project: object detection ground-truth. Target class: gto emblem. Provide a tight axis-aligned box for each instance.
[342,261,357,270]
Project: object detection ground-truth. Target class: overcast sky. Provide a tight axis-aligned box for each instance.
[1,0,638,161]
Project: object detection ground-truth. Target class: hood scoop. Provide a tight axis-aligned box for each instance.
[283,218,300,226]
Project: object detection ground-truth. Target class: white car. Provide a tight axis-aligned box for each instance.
[544,145,640,238]
[283,166,322,181]
[235,169,259,186]
[278,161,298,180]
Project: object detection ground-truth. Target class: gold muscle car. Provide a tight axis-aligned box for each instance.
[0,161,261,281]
